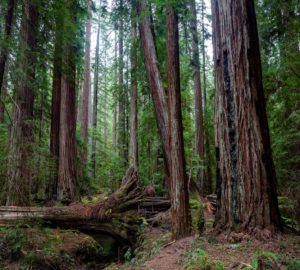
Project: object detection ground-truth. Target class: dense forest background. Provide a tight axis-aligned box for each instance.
[0,0,298,212]
[0,0,299,268]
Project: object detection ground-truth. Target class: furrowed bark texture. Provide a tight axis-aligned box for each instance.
[212,0,281,233]
[166,6,191,239]
[6,1,39,206]
[136,0,170,181]
[189,0,206,195]
[129,5,138,169]
[49,13,63,200]
[58,42,78,201]
[57,3,78,201]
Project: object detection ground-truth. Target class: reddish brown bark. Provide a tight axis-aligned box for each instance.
[6,1,39,206]
[166,6,191,239]
[58,38,78,201]
[189,0,206,195]
[212,0,281,233]
[136,0,170,181]
[49,13,63,200]
[80,5,92,143]
[129,6,138,169]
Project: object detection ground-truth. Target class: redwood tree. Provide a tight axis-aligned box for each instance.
[80,3,92,144]
[129,4,138,169]
[49,1,78,201]
[189,0,206,195]
[0,0,15,93]
[212,0,281,233]
[49,8,63,200]
[6,0,40,205]
[137,0,191,239]
[166,5,191,239]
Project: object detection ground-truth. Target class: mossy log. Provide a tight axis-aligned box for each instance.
[0,168,145,245]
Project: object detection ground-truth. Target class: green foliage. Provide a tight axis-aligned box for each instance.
[182,246,224,270]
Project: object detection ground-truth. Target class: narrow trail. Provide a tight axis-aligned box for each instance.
[141,236,195,270]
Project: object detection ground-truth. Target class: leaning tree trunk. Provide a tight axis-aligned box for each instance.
[212,0,281,234]
[136,0,170,182]
[189,0,206,196]
[6,1,39,206]
[166,5,191,240]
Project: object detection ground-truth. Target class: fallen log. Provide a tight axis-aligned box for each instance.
[0,168,144,246]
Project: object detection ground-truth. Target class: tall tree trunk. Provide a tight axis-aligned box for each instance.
[136,0,170,182]
[80,4,92,144]
[49,12,63,200]
[201,0,212,195]
[58,45,78,201]
[57,2,78,202]
[0,0,15,93]
[212,0,281,234]
[6,1,39,206]
[92,1,101,180]
[0,0,15,124]
[118,0,127,165]
[189,0,205,195]
[129,6,138,169]
[113,30,118,149]
[166,5,191,239]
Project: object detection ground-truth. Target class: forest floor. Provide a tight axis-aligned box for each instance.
[106,213,300,270]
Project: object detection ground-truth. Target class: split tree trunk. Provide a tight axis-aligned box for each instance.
[6,1,40,206]
[136,0,170,182]
[189,0,206,195]
[166,5,191,239]
[212,0,281,234]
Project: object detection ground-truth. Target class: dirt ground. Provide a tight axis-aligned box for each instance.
[120,213,300,270]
